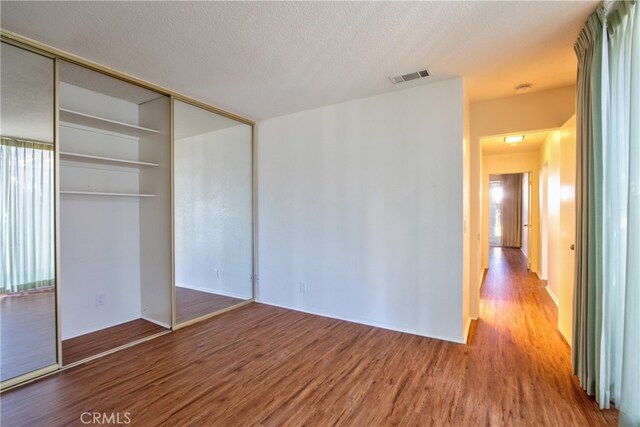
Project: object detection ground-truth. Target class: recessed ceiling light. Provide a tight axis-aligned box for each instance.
[515,83,532,94]
[504,135,525,144]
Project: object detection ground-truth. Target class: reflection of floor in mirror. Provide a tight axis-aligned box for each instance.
[62,319,166,365]
[0,288,57,382]
[176,286,246,325]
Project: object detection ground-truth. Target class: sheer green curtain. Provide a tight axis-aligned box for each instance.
[0,137,55,294]
[613,1,640,423]
[573,1,639,425]
[573,8,605,400]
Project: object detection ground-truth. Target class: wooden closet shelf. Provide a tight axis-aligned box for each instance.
[60,152,159,168]
[59,108,159,138]
[60,191,155,198]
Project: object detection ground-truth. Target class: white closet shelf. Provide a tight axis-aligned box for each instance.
[60,191,155,198]
[59,108,159,138]
[60,152,159,168]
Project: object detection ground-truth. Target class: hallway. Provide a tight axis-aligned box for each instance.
[1,249,617,426]
[476,247,617,425]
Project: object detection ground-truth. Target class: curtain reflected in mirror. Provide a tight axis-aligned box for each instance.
[173,100,253,325]
[1,42,57,382]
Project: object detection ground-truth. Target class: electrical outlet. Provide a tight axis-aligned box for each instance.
[299,281,307,293]
[95,294,105,306]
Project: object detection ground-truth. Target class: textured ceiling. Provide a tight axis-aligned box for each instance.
[1,42,54,142]
[481,130,550,155]
[0,1,597,121]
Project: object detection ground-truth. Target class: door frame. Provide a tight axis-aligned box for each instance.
[522,172,533,269]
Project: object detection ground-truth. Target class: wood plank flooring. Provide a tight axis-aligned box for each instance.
[175,286,245,324]
[1,248,617,425]
[0,289,56,382]
[62,319,167,365]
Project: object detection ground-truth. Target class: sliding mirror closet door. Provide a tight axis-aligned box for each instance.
[173,100,253,325]
[0,42,57,384]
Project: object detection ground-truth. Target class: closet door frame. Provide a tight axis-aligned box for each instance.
[0,39,61,391]
[170,96,256,330]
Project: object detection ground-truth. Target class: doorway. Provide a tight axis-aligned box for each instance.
[489,179,503,247]
[487,173,529,257]
[522,172,532,269]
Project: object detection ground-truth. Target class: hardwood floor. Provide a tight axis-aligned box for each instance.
[1,248,617,425]
[0,288,167,377]
[176,286,246,324]
[62,319,167,365]
[0,289,56,382]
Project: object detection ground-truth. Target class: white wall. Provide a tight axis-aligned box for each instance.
[540,163,549,280]
[257,78,466,343]
[139,96,172,328]
[60,197,142,339]
[174,125,253,300]
[463,86,472,336]
[540,130,561,304]
[60,83,142,339]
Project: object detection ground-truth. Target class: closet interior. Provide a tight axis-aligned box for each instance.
[58,61,172,364]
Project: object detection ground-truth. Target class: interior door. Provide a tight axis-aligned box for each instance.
[558,117,577,342]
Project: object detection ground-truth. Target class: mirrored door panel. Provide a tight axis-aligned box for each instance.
[173,100,253,325]
[1,42,57,383]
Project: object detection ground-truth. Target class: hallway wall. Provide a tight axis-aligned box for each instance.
[463,87,472,336]
[539,131,561,305]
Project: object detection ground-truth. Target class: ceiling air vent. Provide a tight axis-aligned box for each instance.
[389,69,430,84]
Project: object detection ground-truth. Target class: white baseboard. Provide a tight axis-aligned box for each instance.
[545,285,559,307]
[141,316,171,329]
[176,283,251,301]
[256,299,466,344]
